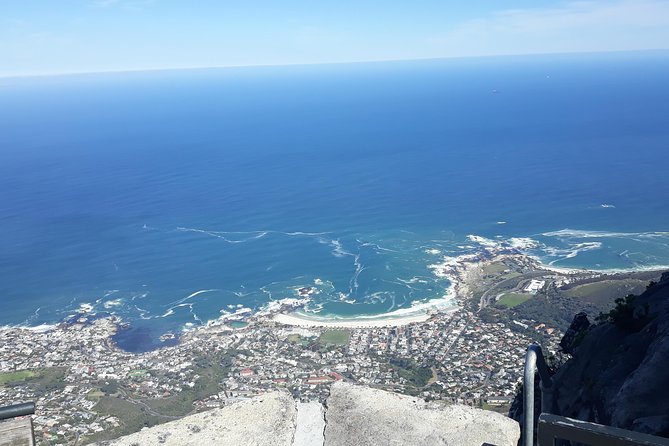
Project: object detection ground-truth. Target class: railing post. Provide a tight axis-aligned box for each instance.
[523,344,554,446]
[524,347,537,446]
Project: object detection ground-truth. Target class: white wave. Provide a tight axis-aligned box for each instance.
[103,299,123,309]
[496,221,507,225]
[387,294,397,312]
[282,231,331,236]
[176,227,268,244]
[466,235,500,248]
[256,297,310,316]
[168,289,218,306]
[16,323,58,333]
[330,239,354,258]
[397,277,429,285]
[358,240,399,253]
[130,293,148,301]
[349,254,365,294]
[135,306,156,320]
[366,291,389,304]
[424,248,441,255]
[546,242,603,265]
[600,204,616,208]
[542,228,669,239]
[467,234,541,252]
[314,278,324,285]
[78,303,94,314]
[337,292,356,304]
[507,237,540,250]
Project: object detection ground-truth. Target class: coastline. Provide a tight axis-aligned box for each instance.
[267,234,669,330]
[4,232,668,342]
[271,311,434,328]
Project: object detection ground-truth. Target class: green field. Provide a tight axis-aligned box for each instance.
[566,280,646,300]
[86,388,105,402]
[318,330,350,345]
[497,293,531,308]
[286,334,301,343]
[0,370,36,387]
[482,262,509,275]
[0,367,66,393]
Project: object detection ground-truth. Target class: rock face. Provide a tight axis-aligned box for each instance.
[96,391,297,446]
[559,311,591,355]
[293,402,325,446]
[551,272,669,438]
[98,383,520,446]
[325,382,519,446]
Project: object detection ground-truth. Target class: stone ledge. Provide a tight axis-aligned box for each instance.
[97,383,519,446]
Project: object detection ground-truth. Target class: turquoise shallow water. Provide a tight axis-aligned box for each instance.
[1,51,669,351]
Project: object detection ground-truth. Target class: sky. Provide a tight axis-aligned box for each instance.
[1,0,669,77]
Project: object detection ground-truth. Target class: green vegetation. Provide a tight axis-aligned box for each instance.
[100,380,120,395]
[143,355,228,417]
[0,367,66,394]
[566,280,646,300]
[88,396,165,443]
[87,353,232,443]
[482,262,509,275]
[287,334,312,346]
[86,388,105,402]
[597,293,651,333]
[286,334,301,343]
[318,330,350,346]
[0,370,36,387]
[389,358,433,387]
[497,293,531,308]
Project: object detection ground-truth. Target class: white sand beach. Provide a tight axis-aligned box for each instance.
[272,312,432,328]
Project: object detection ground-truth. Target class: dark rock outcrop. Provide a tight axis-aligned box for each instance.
[559,312,590,355]
[550,272,669,438]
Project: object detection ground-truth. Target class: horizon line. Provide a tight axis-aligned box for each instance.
[2,47,668,80]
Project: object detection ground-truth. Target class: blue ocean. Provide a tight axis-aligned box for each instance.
[2,51,669,351]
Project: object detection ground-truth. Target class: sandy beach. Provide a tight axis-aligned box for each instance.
[272,312,432,328]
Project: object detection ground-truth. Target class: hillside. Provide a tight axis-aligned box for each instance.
[544,271,669,437]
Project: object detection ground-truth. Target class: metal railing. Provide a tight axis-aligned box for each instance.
[523,343,554,446]
[523,344,669,446]
[0,402,35,421]
[538,414,669,446]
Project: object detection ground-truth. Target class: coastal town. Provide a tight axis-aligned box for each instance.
[0,304,560,445]
[0,239,661,444]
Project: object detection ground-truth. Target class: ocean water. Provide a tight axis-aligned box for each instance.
[1,51,669,351]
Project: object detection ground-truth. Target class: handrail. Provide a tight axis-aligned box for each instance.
[0,402,35,421]
[538,414,669,446]
[524,343,553,446]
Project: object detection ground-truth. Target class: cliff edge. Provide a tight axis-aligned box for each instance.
[550,271,669,437]
[96,382,519,446]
